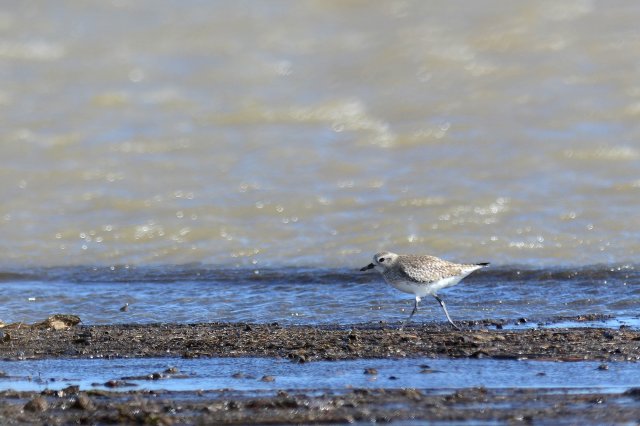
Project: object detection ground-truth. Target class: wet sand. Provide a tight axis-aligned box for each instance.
[0,316,638,362]
[1,316,639,424]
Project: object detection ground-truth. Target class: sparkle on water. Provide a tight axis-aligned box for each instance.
[0,265,638,327]
[1,2,640,268]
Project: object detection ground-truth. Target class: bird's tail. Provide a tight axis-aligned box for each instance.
[476,262,490,267]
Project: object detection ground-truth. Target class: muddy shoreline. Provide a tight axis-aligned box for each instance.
[3,386,640,425]
[1,317,638,362]
[2,317,640,424]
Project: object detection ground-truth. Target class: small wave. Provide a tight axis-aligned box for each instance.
[0,265,378,285]
[0,271,40,282]
[0,264,638,284]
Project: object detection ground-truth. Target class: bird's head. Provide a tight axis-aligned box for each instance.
[360,251,399,272]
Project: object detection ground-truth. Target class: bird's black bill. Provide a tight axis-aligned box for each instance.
[360,263,375,271]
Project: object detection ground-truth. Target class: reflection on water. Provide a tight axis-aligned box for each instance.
[0,266,638,326]
[2,2,640,267]
[1,357,638,393]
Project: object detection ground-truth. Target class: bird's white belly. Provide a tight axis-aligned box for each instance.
[385,275,465,297]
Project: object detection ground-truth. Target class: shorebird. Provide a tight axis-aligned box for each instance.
[361,251,489,329]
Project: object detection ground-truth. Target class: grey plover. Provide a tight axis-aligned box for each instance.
[361,251,489,329]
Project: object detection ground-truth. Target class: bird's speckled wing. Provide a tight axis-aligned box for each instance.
[396,255,475,283]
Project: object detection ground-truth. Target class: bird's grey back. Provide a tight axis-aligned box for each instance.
[385,255,478,283]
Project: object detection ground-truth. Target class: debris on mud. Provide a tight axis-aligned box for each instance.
[0,319,638,362]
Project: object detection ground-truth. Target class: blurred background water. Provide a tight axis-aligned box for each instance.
[2,0,640,269]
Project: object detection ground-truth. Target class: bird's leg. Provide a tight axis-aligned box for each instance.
[434,295,460,330]
[400,296,420,331]
[408,296,419,321]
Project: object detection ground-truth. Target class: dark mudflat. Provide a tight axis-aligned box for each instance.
[1,317,638,362]
[2,317,640,424]
[2,387,640,425]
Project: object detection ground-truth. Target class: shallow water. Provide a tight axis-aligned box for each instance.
[1,357,638,393]
[1,266,638,326]
[2,2,640,268]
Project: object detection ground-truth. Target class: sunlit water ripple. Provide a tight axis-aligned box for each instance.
[1,266,638,327]
[2,2,640,269]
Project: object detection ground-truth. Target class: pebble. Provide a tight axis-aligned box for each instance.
[104,380,136,388]
[24,396,48,412]
[72,394,95,411]
[624,388,640,398]
[61,385,80,396]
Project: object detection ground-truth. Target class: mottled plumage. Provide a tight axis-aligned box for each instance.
[361,251,489,329]
[384,254,480,285]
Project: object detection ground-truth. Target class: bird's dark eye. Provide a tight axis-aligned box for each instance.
[379,258,385,263]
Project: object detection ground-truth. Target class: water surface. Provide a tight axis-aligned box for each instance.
[1,266,637,326]
[1,357,638,393]
[2,2,640,268]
